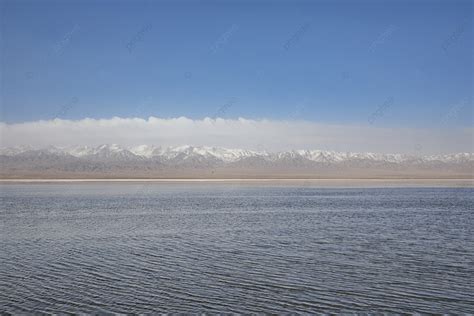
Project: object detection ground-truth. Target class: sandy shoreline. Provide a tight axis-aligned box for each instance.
[0,178,472,187]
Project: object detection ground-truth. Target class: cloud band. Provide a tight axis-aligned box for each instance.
[1,116,472,154]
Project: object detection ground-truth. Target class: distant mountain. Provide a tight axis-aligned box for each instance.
[1,145,473,179]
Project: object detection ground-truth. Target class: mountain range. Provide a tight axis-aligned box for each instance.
[1,144,472,179]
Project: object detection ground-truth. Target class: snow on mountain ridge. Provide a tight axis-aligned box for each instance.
[129,145,157,158]
[0,145,472,164]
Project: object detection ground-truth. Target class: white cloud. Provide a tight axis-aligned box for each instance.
[0,116,472,154]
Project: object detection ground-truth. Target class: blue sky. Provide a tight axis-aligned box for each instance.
[1,0,472,128]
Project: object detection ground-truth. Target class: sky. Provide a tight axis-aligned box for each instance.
[0,0,473,153]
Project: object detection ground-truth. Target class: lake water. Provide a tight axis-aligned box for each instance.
[1,183,473,313]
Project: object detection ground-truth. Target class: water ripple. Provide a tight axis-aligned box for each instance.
[1,185,473,313]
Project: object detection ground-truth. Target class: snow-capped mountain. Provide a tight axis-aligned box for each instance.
[1,144,472,163]
[1,144,472,178]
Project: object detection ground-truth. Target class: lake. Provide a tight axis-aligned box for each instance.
[1,183,473,313]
